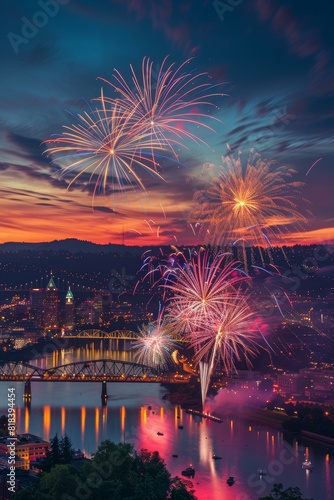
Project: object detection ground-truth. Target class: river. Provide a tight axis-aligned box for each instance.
[0,343,333,500]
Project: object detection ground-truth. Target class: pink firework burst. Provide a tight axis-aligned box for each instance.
[132,314,178,370]
[163,248,248,336]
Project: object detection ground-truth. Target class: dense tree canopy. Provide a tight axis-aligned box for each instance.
[259,483,313,500]
[13,440,197,500]
[39,433,75,472]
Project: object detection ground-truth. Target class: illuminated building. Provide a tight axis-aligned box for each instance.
[0,434,49,470]
[29,288,45,327]
[64,287,75,331]
[277,373,304,396]
[43,275,58,332]
[93,293,103,324]
[76,299,94,325]
[300,369,334,390]
[102,292,113,325]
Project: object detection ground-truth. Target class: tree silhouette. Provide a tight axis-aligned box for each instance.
[259,483,313,500]
[12,440,197,499]
[41,433,74,471]
[60,434,74,463]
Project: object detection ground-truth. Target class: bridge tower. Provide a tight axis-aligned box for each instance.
[101,380,108,405]
[23,379,32,405]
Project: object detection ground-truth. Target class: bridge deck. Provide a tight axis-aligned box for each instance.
[0,376,188,383]
[60,329,188,342]
[0,359,190,383]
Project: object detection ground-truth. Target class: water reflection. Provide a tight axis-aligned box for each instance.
[0,381,333,500]
[29,343,135,370]
[43,405,51,441]
[61,406,66,435]
[102,405,108,436]
[24,406,30,434]
[81,406,86,443]
[120,406,126,442]
[325,452,331,498]
[95,407,99,450]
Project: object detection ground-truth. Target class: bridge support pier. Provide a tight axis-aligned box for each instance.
[23,379,32,405]
[101,380,108,405]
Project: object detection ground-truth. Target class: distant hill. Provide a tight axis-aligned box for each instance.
[0,238,148,254]
[0,239,332,258]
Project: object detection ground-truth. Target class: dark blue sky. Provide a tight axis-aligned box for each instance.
[0,0,333,245]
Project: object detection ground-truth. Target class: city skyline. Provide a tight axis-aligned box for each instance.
[1,1,333,246]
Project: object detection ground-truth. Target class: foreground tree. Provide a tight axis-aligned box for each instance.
[0,415,8,436]
[60,434,75,463]
[259,483,313,500]
[132,449,171,500]
[13,440,197,500]
[41,433,74,471]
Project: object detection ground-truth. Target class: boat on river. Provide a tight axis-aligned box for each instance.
[226,476,236,486]
[302,459,314,471]
[181,466,195,477]
[185,409,223,423]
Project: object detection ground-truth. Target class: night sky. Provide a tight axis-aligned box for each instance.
[1,0,333,246]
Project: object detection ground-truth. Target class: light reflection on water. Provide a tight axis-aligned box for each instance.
[29,342,135,370]
[0,344,333,500]
[0,381,332,500]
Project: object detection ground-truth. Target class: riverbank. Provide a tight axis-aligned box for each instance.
[226,406,334,446]
[163,393,334,447]
[162,391,201,409]
[229,406,289,429]
[301,429,334,445]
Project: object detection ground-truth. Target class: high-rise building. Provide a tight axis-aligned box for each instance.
[76,300,94,325]
[64,287,75,331]
[93,293,103,324]
[44,275,58,332]
[102,292,114,325]
[29,288,45,328]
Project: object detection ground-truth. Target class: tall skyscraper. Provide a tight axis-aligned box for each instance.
[64,287,75,332]
[93,293,103,324]
[29,288,45,328]
[44,274,58,332]
[102,292,115,325]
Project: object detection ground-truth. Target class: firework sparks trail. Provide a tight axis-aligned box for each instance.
[259,330,276,353]
[306,157,323,176]
[134,247,177,307]
[192,293,259,405]
[272,294,284,317]
[159,248,268,405]
[249,264,296,329]
[132,313,178,370]
[44,89,168,206]
[163,249,247,336]
[189,150,309,269]
[99,56,224,158]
